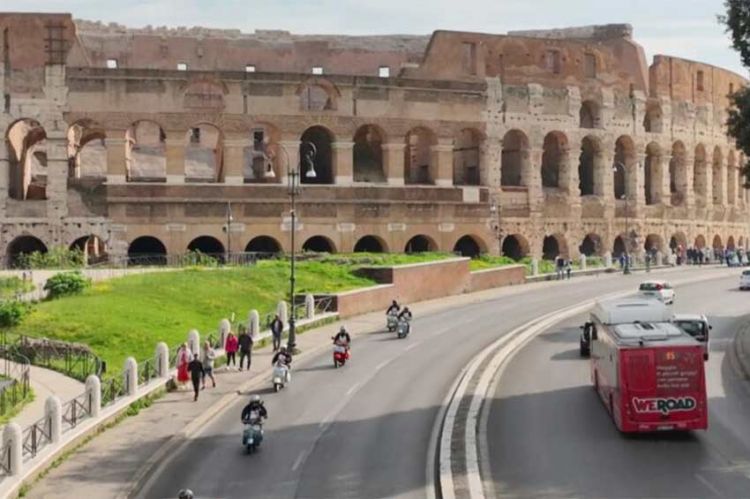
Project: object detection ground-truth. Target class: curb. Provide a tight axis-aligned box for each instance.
[730,320,750,381]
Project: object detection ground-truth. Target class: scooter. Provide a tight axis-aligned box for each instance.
[272,361,291,392]
[386,312,399,332]
[332,339,350,368]
[397,318,411,339]
[242,412,264,453]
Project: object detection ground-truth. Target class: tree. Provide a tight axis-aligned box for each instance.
[721,0,750,186]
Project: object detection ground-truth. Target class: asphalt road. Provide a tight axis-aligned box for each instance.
[486,275,750,498]
[140,267,747,499]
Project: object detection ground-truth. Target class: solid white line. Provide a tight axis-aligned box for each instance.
[695,472,722,496]
[346,381,362,397]
[292,449,308,472]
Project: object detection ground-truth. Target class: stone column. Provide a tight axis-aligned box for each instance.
[0,142,8,219]
[223,137,250,185]
[727,164,737,206]
[248,309,260,338]
[480,137,501,188]
[714,156,726,206]
[106,136,127,184]
[45,130,69,220]
[631,153,645,209]
[85,374,102,417]
[187,329,200,356]
[525,148,543,212]
[45,396,62,444]
[382,143,405,186]
[683,152,696,209]
[3,423,22,476]
[165,138,185,184]
[332,141,354,185]
[124,357,138,396]
[277,301,288,325]
[660,155,672,206]
[430,139,454,187]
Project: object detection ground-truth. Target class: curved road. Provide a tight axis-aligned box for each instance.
[485,275,750,498]
[139,268,748,499]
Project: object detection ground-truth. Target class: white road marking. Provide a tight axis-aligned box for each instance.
[695,472,722,496]
[292,449,308,472]
[346,381,362,397]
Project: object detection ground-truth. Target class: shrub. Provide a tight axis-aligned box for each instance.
[0,301,28,328]
[44,272,91,299]
[181,250,219,267]
[17,247,85,270]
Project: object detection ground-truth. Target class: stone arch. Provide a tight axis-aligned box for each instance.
[693,144,708,204]
[353,124,386,183]
[6,235,47,268]
[541,131,567,189]
[643,101,663,133]
[245,236,282,254]
[128,236,167,265]
[579,100,600,129]
[302,236,336,253]
[244,122,282,182]
[298,79,338,111]
[300,126,335,185]
[543,234,568,260]
[453,235,485,258]
[694,234,706,249]
[453,128,482,186]
[187,236,225,261]
[712,146,724,205]
[502,234,529,261]
[644,142,662,205]
[727,235,736,250]
[70,235,107,264]
[644,234,663,253]
[669,232,687,251]
[67,119,106,179]
[669,141,688,206]
[612,236,626,258]
[501,130,529,187]
[126,120,166,181]
[353,235,387,253]
[613,135,636,200]
[6,118,47,200]
[579,135,603,196]
[739,236,745,248]
[712,234,723,250]
[579,233,604,257]
[185,123,224,182]
[727,150,737,205]
[405,235,437,253]
[405,127,436,185]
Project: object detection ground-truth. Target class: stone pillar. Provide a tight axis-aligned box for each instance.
[683,152,696,209]
[85,374,102,417]
[124,357,138,396]
[155,342,170,378]
[580,254,587,270]
[659,155,672,206]
[531,258,539,276]
[45,395,62,444]
[382,143,406,186]
[430,139,454,187]
[277,301,288,325]
[277,139,299,181]
[713,156,726,206]
[727,163,737,206]
[3,423,22,476]
[480,137,501,188]
[248,309,260,338]
[187,329,200,357]
[0,143,8,219]
[525,148,543,212]
[165,137,186,184]
[223,137,249,185]
[559,141,575,195]
[106,136,128,184]
[332,141,354,185]
[219,318,231,348]
[632,154,645,209]
[605,253,613,268]
[45,130,69,220]
[305,293,315,319]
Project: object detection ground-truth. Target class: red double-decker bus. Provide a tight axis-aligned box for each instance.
[587,299,708,432]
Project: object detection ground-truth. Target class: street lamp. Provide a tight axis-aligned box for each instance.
[267,141,317,353]
[612,162,631,274]
[223,202,233,265]
[490,201,503,256]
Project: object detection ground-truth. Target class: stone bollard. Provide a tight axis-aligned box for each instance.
[45,395,62,444]
[3,423,22,476]
[580,254,587,271]
[219,319,231,348]
[277,301,288,325]
[248,310,260,338]
[605,253,613,268]
[305,294,315,320]
[656,251,663,266]
[155,342,170,378]
[124,357,138,397]
[86,374,102,418]
[531,258,539,276]
[187,329,200,357]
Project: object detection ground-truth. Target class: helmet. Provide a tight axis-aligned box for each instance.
[178,489,194,499]
[339,326,347,334]
[279,345,287,352]
[251,394,260,403]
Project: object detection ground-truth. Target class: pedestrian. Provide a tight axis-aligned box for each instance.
[238,325,254,371]
[187,355,204,401]
[565,259,572,280]
[176,343,191,388]
[270,314,283,351]
[225,331,238,370]
[201,340,216,389]
[555,256,564,280]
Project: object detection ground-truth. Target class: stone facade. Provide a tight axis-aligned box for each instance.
[0,14,747,265]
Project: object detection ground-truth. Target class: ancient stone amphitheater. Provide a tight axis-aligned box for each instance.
[0,14,747,265]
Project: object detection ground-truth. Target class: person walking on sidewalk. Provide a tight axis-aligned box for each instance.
[565,259,572,280]
[238,326,254,371]
[201,340,216,389]
[187,355,204,401]
[225,332,238,370]
[176,343,191,388]
[270,314,283,352]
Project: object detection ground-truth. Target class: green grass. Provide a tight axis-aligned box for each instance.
[319,252,455,266]
[0,382,35,425]
[0,276,34,300]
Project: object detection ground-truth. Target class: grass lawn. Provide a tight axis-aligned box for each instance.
[0,381,35,425]
[0,277,34,300]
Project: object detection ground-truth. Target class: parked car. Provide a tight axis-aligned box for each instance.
[638,280,675,304]
[672,314,711,360]
[740,269,750,290]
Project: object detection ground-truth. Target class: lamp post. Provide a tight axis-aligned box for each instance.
[223,202,233,264]
[490,201,503,256]
[613,162,631,274]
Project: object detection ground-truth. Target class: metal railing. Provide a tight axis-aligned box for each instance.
[0,445,10,475]
[21,416,51,461]
[11,336,102,382]
[61,392,92,431]
[137,357,159,386]
[101,376,127,407]
[0,350,31,419]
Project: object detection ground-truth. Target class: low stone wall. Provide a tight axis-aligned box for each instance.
[336,284,395,318]
[467,265,526,292]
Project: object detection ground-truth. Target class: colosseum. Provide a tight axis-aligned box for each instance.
[0,13,748,266]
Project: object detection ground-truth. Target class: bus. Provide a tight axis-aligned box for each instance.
[588,299,708,432]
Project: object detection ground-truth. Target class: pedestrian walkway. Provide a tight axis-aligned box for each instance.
[8,363,84,428]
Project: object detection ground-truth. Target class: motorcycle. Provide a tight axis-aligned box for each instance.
[397,317,411,339]
[272,361,291,392]
[386,311,399,332]
[332,339,350,368]
[242,411,264,453]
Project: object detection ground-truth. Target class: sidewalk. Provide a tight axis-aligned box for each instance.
[733,318,750,380]
[7,363,83,428]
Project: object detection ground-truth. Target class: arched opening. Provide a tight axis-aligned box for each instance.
[184,123,223,182]
[67,120,106,179]
[580,233,603,257]
[404,127,435,185]
[453,235,483,258]
[187,236,225,261]
[128,236,167,265]
[541,132,567,189]
[713,234,723,250]
[353,236,386,253]
[644,142,662,205]
[70,235,107,265]
[579,100,599,129]
[245,236,281,254]
[727,150,737,205]
[727,236,736,250]
[300,126,334,185]
[669,142,687,206]
[6,236,47,268]
[244,123,281,183]
[302,236,335,253]
[502,234,529,261]
[712,147,724,205]
[613,236,626,258]
[578,136,602,196]
[644,234,662,253]
[613,136,635,200]
[453,128,481,186]
[405,235,436,253]
[542,235,562,261]
[501,130,529,187]
[126,121,166,182]
[669,233,687,251]
[694,144,708,205]
[643,102,662,133]
[7,119,47,200]
[353,125,385,183]
[694,235,706,249]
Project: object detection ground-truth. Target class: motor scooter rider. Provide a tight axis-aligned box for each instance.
[241,394,268,423]
[333,326,351,345]
[397,306,413,334]
[386,300,400,315]
[271,345,292,367]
